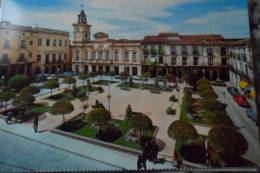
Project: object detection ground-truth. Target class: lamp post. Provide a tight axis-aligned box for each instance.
[176,86,180,106]
[107,81,111,113]
[223,92,226,104]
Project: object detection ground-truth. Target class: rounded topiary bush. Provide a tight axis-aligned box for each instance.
[96,123,122,142]
[180,141,206,164]
[200,89,217,99]
[208,111,234,126]
[8,75,30,91]
[87,107,111,125]
[197,79,210,86]
[203,98,226,111]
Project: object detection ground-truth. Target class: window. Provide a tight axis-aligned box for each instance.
[19,53,25,62]
[208,57,214,65]
[194,57,198,65]
[46,39,50,46]
[207,48,213,56]
[64,53,67,60]
[30,40,33,46]
[91,52,96,59]
[171,47,176,55]
[124,52,129,62]
[132,52,137,62]
[159,56,163,64]
[76,51,80,60]
[65,40,68,47]
[20,40,26,49]
[85,51,88,60]
[46,54,50,64]
[221,47,226,55]
[37,55,41,62]
[181,46,187,55]
[182,57,187,65]
[29,52,32,59]
[98,52,103,59]
[53,40,56,47]
[53,54,56,63]
[38,39,42,46]
[171,56,176,65]
[105,52,109,60]
[59,40,62,47]
[193,47,198,55]
[114,52,118,61]
[58,54,62,63]
[1,54,10,64]
[3,40,10,49]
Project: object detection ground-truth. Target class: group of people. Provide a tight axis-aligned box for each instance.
[5,111,39,133]
[137,139,159,170]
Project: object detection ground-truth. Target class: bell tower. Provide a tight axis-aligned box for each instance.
[73,5,91,44]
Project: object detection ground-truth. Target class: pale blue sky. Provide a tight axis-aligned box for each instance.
[1,0,250,39]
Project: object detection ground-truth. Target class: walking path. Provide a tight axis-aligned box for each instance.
[0,119,175,172]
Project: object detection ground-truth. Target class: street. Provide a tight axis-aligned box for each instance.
[213,86,260,165]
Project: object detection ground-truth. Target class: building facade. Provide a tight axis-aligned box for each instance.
[0,21,71,79]
[141,33,229,80]
[227,39,254,87]
[71,9,142,76]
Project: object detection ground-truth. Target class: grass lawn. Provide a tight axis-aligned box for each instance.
[71,117,156,150]
[180,93,213,127]
[32,105,51,114]
[92,80,117,85]
[47,92,76,101]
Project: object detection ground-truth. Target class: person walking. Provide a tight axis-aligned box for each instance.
[33,114,39,133]
[151,140,159,163]
[137,153,147,170]
[5,111,13,124]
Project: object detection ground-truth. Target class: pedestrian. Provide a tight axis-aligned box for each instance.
[33,114,39,133]
[151,140,159,163]
[137,153,147,170]
[5,111,13,124]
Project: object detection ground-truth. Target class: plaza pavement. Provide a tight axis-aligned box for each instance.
[0,119,175,172]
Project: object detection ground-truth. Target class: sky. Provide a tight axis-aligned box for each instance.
[0,0,250,39]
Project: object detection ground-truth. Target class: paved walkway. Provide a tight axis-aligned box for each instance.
[0,119,175,172]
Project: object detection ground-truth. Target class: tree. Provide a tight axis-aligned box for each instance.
[168,120,198,145]
[164,74,173,86]
[89,72,97,82]
[8,75,30,91]
[0,91,15,111]
[87,79,92,91]
[202,98,226,112]
[128,76,133,85]
[142,72,151,85]
[79,73,88,87]
[208,126,248,156]
[87,107,111,125]
[129,114,153,137]
[125,104,132,120]
[51,100,74,123]
[20,86,40,95]
[107,71,116,81]
[43,79,59,96]
[12,93,35,116]
[200,90,217,99]
[120,71,128,82]
[208,111,234,126]
[63,77,76,89]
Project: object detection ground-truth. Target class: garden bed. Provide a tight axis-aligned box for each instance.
[1,103,48,123]
[117,82,172,92]
[58,113,156,150]
[92,80,117,85]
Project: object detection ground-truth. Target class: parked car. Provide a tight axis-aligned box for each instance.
[227,87,239,96]
[35,74,47,83]
[247,108,257,122]
[114,75,124,80]
[233,94,250,108]
[132,76,142,80]
[47,74,57,80]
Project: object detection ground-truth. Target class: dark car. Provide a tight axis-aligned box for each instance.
[227,87,239,96]
[233,94,250,108]
[35,75,47,83]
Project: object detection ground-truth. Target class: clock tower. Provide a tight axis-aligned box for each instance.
[72,5,91,45]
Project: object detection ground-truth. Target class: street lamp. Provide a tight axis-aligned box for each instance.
[176,86,180,106]
[107,81,111,113]
[223,92,226,104]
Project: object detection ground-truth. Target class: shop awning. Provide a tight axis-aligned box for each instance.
[239,80,249,89]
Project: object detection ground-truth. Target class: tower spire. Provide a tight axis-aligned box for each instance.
[78,5,87,24]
